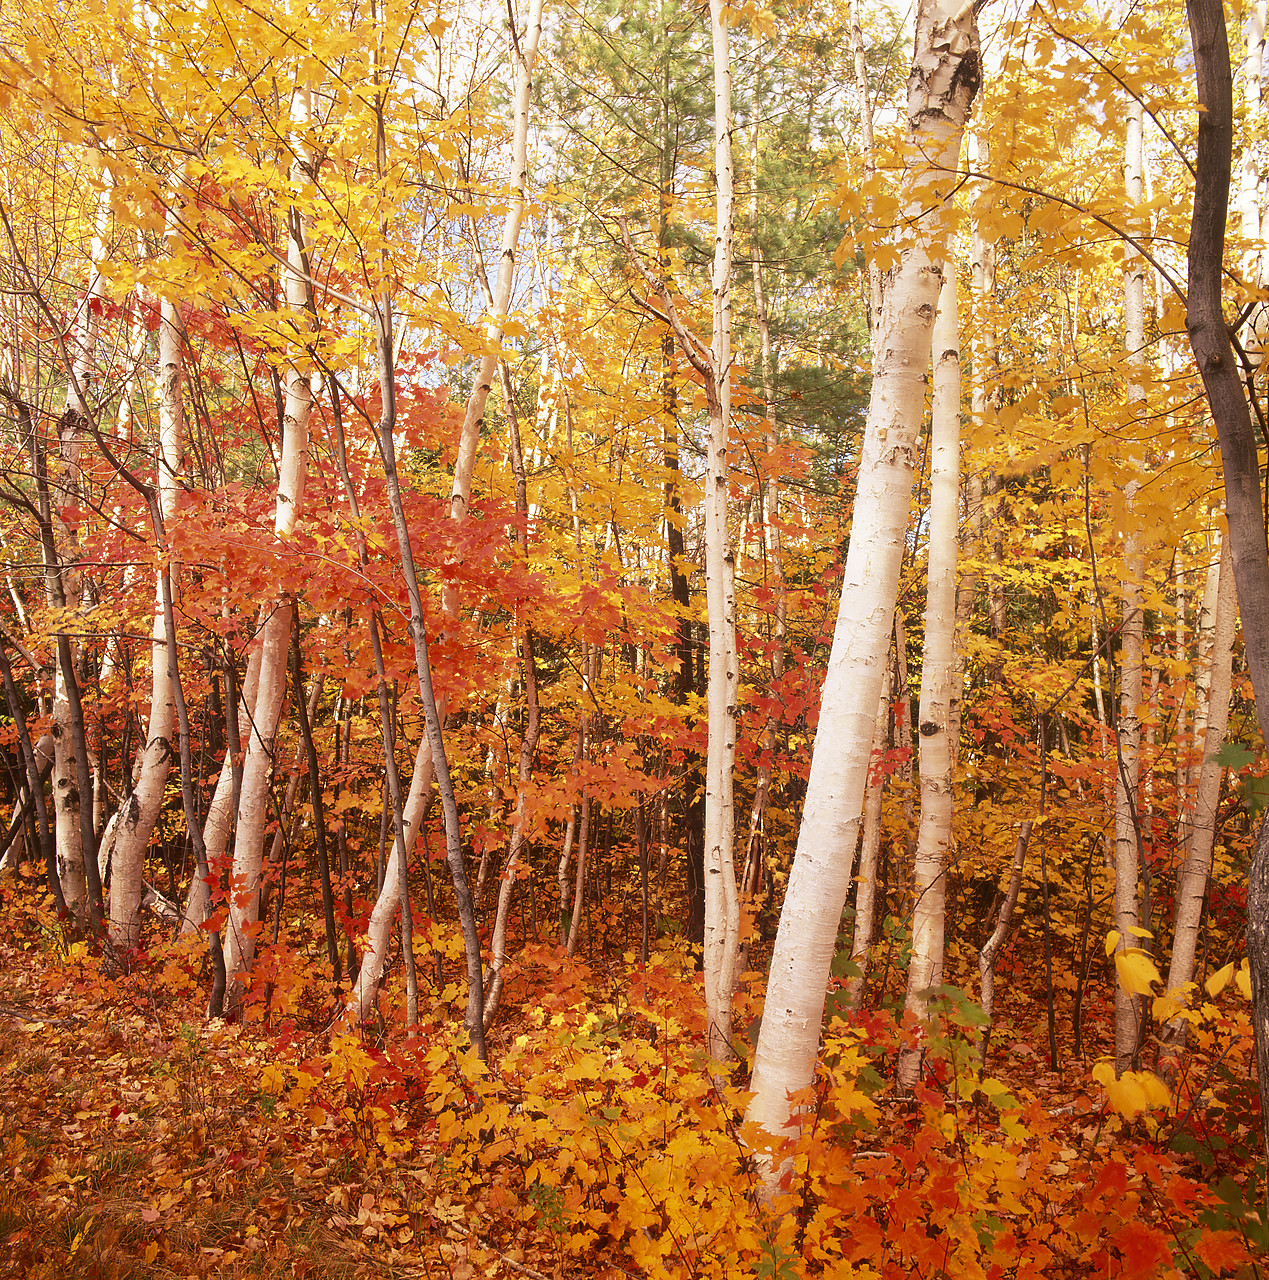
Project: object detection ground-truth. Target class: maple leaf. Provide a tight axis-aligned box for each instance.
[1194,1229,1248,1274]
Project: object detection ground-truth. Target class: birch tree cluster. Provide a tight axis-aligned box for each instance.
[1,0,1269,1195]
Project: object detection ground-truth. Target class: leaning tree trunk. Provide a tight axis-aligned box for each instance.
[898,267,961,1090]
[744,0,979,1176]
[180,646,261,932]
[1186,0,1269,1212]
[344,0,544,1028]
[845,660,891,1011]
[1163,535,1236,1054]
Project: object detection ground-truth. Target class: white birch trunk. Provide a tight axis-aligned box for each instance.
[50,674,84,913]
[1164,535,1236,1047]
[50,173,112,916]
[108,187,186,952]
[898,268,960,1089]
[1113,95,1147,1074]
[849,0,882,334]
[701,0,740,1063]
[745,0,979,1165]
[739,114,786,909]
[222,90,314,997]
[180,645,262,932]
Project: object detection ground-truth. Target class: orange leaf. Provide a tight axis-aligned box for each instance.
[1194,1230,1248,1274]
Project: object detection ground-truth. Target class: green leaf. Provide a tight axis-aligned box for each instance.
[1214,741,1256,769]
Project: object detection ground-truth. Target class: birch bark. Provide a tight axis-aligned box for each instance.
[1164,534,1235,1050]
[739,113,786,909]
[107,184,186,951]
[222,88,314,998]
[180,648,261,932]
[1113,95,1146,1074]
[50,175,112,915]
[745,0,979,1164]
[701,0,741,1063]
[898,267,960,1089]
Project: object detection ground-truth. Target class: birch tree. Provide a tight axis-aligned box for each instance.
[48,177,113,917]
[745,0,979,1165]
[701,0,740,1063]
[106,178,186,952]
[898,266,961,1090]
[1163,535,1235,1053]
[221,85,316,999]
[1112,94,1146,1075]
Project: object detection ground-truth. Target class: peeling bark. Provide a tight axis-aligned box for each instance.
[745,0,979,1175]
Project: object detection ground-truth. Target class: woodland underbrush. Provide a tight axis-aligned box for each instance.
[0,887,1265,1280]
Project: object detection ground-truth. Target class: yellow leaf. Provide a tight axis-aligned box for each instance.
[1115,949,1162,996]
[1105,929,1121,957]
[1237,960,1252,1000]
[1206,962,1235,998]
[1126,925,1154,939]
[1094,1066,1171,1121]
[1152,991,1186,1022]
[1108,1072,1149,1119]
[144,1243,159,1265]
[1139,1071,1171,1108]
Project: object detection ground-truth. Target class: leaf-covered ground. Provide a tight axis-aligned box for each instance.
[1,891,1266,1280]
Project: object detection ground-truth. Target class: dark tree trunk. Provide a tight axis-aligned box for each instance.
[291,620,339,981]
[1186,0,1269,1210]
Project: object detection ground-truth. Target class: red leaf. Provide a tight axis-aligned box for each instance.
[1194,1230,1248,1274]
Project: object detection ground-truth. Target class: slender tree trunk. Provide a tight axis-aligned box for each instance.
[1113,96,1147,1075]
[222,88,315,1001]
[845,661,891,1011]
[745,0,979,1171]
[849,0,883,335]
[49,174,112,918]
[740,112,786,911]
[967,123,1005,648]
[899,268,961,1089]
[0,644,64,915]
[700,0,741,1063]
[1174,566,1187,822]
[291,622,338,979]
[557,712,586,943]
[893,611,915,852]
[1240,0,1269,367]
[108,185,186,951]
[1183,540,1222,844]
[1186,0,1269,1205]
[977,821,1031,1066]
[1163,536,1236,1054]
[181,647,260,932]
[345,0,544,1031]
[483,361,542,1027]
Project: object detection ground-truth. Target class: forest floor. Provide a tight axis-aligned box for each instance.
[1,884,1266,1280]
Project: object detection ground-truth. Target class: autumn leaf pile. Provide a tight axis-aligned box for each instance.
[0,888,1263,1280]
